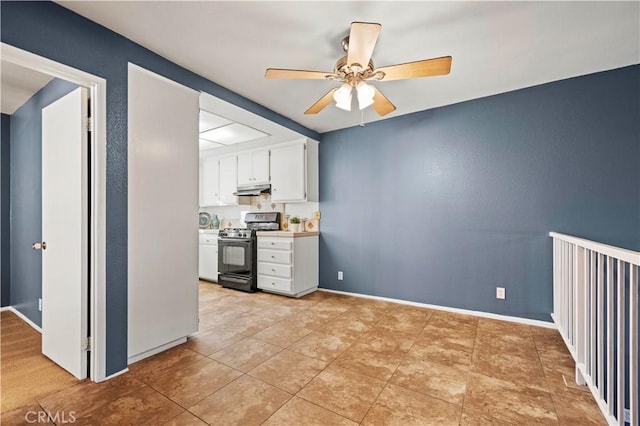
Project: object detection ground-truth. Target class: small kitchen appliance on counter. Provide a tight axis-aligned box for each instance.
[217,212,280,292]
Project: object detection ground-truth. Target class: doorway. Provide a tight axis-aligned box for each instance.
[1,43,107,381]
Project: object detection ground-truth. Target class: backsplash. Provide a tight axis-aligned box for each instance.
[200,194,319,231]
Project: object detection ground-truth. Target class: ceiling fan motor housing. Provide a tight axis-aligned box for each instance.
[334,56,377,84]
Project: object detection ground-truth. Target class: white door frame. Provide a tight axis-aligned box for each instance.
[1,43,108,382]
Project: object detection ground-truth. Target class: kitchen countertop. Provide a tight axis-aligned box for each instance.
[256,231,320,237]
[199,229,220,233]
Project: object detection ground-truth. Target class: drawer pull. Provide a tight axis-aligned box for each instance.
[271,255,275,259]
[271,242,275,245]
[272,268,276,272]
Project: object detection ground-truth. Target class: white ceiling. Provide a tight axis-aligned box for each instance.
[1,60,54,114]
[58,1,639,133]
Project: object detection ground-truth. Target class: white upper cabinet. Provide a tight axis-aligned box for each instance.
[238,148,270,186]
[199,157,220,207]
[218,155,239,205]
[253,149,270,184]
[270,141,306,203]
[199,138,317,205]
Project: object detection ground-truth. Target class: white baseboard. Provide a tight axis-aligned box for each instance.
[318,288,556,329]
[96,367,129,383]
[127,337,187,365]
[1,306,43,333]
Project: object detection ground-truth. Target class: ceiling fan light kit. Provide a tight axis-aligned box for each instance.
[356,81,375,110]
[265,21,452,117]
[333,83,353,111]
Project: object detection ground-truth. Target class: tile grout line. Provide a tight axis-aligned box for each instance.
[458,323,479,424]
[182,373,248,426]
[532,330,567,423]
[357,310,430,424]
[283,303,389,424]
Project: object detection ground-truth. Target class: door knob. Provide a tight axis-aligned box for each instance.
[32,242,47,250]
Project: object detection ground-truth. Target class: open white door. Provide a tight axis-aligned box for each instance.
[41,87,88,380]
[128,64,199,362]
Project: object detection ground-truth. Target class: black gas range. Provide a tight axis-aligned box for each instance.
[217,212,280,292]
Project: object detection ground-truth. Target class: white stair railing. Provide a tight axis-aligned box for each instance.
[550,232,639,426]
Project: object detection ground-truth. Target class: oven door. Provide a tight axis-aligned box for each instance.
[218,237,253,275]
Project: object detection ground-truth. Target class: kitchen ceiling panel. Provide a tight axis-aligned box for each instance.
[199,110,232,133]
[200,123,269,145]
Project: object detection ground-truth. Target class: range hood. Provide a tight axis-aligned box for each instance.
[233,183,271,196]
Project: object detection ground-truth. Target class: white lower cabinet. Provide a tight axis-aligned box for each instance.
[199,230,219,281]
[257,235,318,297]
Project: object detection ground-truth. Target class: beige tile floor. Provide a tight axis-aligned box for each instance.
[2,281,606,425]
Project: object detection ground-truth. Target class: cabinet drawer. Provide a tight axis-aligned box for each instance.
[258,239,292,251]
[258,249,292,265]
[258,275,292,293]
[199,235,218,245]
[258,262,292,279]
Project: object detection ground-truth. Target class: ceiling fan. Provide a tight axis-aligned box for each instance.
[265,21,452,116]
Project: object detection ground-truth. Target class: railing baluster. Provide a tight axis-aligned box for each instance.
[569,243,574,346]
[563,241,569,332]
[589,250,596,378]
[597,253,605,400]
[575,246,587,384]
[553,239,557,317]
[607,255,615,418]
[565,241,569,342]
[629,264,638,426]
[616,259,625,425]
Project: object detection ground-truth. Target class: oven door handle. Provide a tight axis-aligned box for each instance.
[220,275,249,285]
[218,238,252,243]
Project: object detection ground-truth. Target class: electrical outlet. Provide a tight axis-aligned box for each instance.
[337,271,343,280]
[314,211,321,220]
[38,298,42,312]
[623,408,630,423]
[496,287,506,300]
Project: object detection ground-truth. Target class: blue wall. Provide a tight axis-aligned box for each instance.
[319,65,640,322]
[1,0,319,375]
[9,79,80,324]
[1,113,10,307]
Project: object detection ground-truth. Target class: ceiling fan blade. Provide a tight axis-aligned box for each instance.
[305,88,338,114]
[376,56,452,81]
[372,87,396,116]
[347,22,381,70]
[265,68,335,80]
